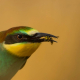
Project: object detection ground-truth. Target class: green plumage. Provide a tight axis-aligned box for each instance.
[0,26,58,80]
[0,43,28,80]
[7,26,33,35]
[0,26,39,80]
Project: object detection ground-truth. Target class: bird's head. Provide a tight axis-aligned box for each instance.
[0,26,58,57]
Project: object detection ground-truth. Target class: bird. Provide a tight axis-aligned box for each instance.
[0,26,58,80]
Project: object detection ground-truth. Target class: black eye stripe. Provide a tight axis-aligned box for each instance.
[4,33,40,44]
[4,34,32,44]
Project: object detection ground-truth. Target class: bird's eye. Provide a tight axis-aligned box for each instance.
[17,34,23,40]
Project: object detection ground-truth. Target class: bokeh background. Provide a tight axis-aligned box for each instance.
[0,0,80,80]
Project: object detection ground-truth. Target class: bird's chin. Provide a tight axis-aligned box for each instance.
[3,42,41,57]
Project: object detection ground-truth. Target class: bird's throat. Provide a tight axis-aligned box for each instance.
[3,42,41,57]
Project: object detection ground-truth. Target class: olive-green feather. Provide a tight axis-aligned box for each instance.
[0,26,39,80]
[0,26,32,43]
[0,43,28,80]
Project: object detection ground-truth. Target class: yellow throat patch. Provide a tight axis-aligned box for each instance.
[3,28,41,57]
[3,42,41,57]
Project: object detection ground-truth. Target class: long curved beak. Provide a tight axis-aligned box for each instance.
[34,33,58,38]
[26,32,59,44]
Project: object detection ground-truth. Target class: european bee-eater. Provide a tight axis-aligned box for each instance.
[0,26,58,80]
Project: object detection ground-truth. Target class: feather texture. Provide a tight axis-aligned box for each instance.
[0,43,29,80]
[0,31,7,43]
[0,26,33,43]
[0,26,40,80]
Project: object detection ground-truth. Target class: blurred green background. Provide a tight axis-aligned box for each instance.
[0,0,80,80]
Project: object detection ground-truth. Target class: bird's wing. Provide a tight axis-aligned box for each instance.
[0,56,29,80]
